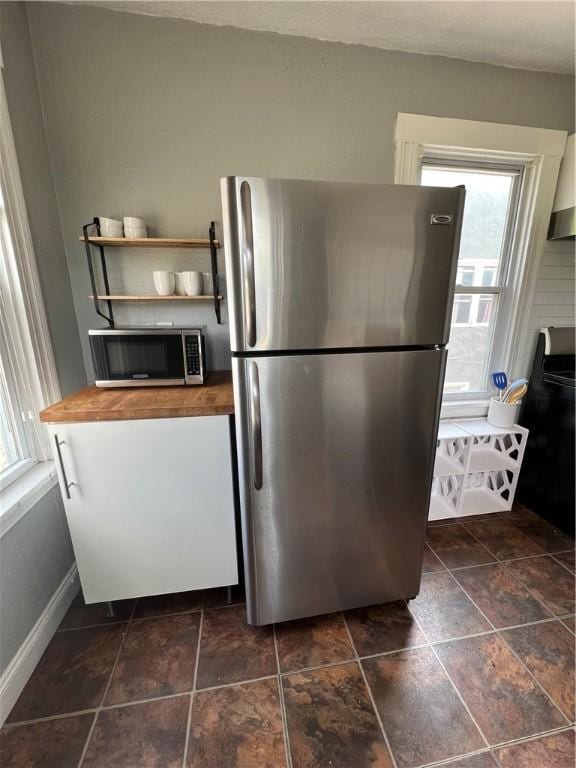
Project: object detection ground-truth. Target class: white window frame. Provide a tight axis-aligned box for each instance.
[0,52,60,493]
[394,113,567,418]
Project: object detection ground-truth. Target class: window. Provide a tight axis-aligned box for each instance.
[0,67,60,490]
[421,161,522,395]
[394,113,567,416]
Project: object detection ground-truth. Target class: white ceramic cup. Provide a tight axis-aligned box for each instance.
[153,270,175,296]
[174,272,187,296]
[98,217,123,237]
[202,271,214,295]
[123,217,147,238]
[182,271,203,296]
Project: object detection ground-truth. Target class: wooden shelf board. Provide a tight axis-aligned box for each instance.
[91,295,223,302]
[80,236,220,249]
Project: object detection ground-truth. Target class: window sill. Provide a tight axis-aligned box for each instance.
[440,399,489,420]
[0,461,58,538]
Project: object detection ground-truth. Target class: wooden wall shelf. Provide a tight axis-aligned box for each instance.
[79,236,220,249]
[82,219,223,325]
[90,295,223,302]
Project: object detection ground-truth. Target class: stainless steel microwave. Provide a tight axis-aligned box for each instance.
[88,327,207,387]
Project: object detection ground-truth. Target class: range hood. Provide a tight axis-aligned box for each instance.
[548,133,575,240]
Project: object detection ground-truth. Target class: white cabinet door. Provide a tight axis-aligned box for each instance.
[48,417,238,603]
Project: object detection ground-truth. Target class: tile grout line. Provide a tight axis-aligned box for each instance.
[441,568,572,728]
[76,600,137,768]
[272,624,293,768]
[181,607,205,768]
[549,552,576,576]
[448,522,570,618]
[341,613,401,768]
[405,600,492,751]
[7,609,575,731]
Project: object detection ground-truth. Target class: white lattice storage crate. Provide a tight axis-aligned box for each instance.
[429,418,528,521]
[429,474,463,521]
[460,469,517,516]
[434,423,470,476]
[455,419,528,474]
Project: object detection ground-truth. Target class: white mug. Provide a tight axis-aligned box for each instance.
[123,216,147,238]
[182,271,203,296]
[153,270,175,296]
[174,273,187,296]
[98,217,123,237]
[202,272,214,295]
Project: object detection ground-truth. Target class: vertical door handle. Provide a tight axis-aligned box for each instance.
[54,434,74,499]
[240,181,256,347]
[249,361,262,490]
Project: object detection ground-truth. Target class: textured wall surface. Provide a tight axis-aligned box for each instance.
[0,487,74,674]
[25,2,574,377]
[1,2,86,396]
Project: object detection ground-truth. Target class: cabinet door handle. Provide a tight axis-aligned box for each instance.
[240,181,256,348]
[54,434,74,499]
[249,361,262,490]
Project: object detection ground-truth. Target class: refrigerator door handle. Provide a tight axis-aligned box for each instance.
[249,361,263,490]
[240,181,256,347]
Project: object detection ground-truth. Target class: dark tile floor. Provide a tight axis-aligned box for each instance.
[1,506,574,768]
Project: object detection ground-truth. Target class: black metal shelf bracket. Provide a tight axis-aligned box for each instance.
[209,220,222,325]
[83,218,114,328]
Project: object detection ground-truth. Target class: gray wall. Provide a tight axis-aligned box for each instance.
[0,489,74,673]
[26,2,574,377]
[0,3,78,680]
[1,3,86,396]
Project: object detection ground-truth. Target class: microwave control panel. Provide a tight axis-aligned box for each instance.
[184,333,204,384]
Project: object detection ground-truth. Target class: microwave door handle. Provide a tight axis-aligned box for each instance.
[249,361,262,490]
[240,181,256,347]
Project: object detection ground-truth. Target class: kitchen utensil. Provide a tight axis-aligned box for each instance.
[153,270,175,296]
[182,271,203,296]
[503,378,528,402]
[491,371,508,400]
[507,383,527,404]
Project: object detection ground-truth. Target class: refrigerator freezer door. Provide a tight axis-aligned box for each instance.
[221,176,464,353]
[232,348,446,625]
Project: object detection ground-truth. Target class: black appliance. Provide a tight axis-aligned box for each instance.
[517,326,575,535]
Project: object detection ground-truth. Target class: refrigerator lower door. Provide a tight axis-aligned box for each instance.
[232,348,446,625]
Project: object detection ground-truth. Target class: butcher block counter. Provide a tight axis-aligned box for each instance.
[39,370,234,423]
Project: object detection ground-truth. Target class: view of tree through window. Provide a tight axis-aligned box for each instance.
[421,164,519,393]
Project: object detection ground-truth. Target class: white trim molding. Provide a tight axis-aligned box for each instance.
[0,565,78,726]
[395,113,567,418]
[0,71,61,463]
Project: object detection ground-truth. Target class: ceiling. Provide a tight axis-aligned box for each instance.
[81,1,574,74]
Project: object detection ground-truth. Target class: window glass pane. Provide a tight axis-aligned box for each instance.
[421,163,519,394]
[445,295,497,392]
[452,295,472,324]
[481,268,496,287]
[421,165,515,286]
[457,267,475,286]
[0,361,20,472]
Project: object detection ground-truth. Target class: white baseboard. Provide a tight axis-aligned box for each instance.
[0,564,79,726]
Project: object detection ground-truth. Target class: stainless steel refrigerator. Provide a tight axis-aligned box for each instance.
[221,176,465,625]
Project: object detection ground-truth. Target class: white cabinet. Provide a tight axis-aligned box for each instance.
[47,416,238,603]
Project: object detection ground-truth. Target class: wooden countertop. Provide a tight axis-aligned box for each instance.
[40,371,234,423]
